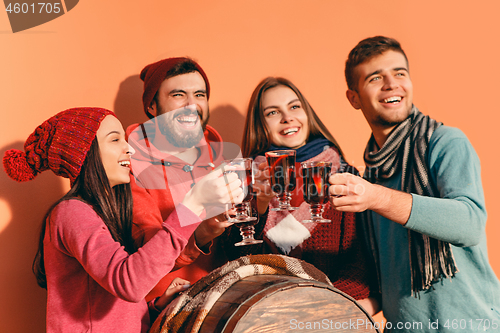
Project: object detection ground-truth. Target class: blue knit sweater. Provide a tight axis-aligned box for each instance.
[369,125,500,332]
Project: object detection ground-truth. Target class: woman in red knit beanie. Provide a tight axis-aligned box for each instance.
[2,107,242,332]
[223,77,379,315]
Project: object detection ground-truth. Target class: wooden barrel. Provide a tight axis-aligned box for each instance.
[197,275,380,333]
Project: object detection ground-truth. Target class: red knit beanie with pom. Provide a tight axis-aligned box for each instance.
[3,107,115,185]
[140,57,210,119]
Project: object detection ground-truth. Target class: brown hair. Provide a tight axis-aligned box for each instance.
[345,36,408,91]
[166,58,199,79]
[152,58,211,126]
[33,139,135,288]
[241,77,344,159]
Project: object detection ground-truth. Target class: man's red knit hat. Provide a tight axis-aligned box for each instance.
[3,107,115,185]
[140,57,210,119]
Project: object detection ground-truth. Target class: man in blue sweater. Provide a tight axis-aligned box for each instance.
[330,36,500,332]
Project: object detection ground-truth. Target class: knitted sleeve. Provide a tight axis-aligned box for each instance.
[130,174,204,266]
[50,199,200,302]
[405,126,487,246]
[130,175,207,301]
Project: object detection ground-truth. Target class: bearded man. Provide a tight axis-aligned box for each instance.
[127,57,241,312]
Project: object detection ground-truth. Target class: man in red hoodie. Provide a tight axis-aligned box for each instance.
[127,57,241,306]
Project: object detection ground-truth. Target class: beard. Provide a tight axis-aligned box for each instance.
[156,106,209,148]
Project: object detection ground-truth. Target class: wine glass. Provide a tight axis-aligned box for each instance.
[223,158,263,246]
[265,150,299,211]
[301,161,332,223]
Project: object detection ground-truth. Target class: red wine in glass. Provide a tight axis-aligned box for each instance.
[301,161,332,223]
[265,150,298,211]
[233,168,254,203]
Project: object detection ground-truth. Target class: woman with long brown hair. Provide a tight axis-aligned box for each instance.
[227,77,378,314]
[3,107,242,332]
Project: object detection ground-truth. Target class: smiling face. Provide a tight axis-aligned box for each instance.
[96,115,134,188]
[261,85,309,149]
[151,71,208,148]
[346,50,413,144]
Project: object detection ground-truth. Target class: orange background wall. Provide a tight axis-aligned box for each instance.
[1,1,499,331]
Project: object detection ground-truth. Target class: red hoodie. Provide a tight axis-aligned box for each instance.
[126,121,238,302]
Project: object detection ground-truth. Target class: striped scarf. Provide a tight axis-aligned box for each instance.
[363,106,457,296]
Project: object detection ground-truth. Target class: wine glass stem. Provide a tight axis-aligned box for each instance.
[239,224,256,240]
[234,202,250,219]
[278,192,292,207]
[310,204,325,219]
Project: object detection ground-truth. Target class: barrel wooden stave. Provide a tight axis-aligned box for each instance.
[198,275,379,333]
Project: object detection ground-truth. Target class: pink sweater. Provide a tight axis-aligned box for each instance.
[44,199,200,333]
